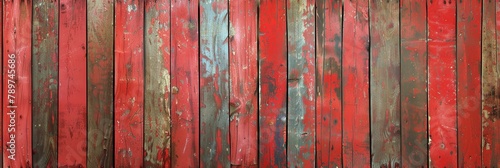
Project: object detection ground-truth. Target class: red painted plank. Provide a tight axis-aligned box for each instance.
[315,0,342,167]
[427,0,457,167]
[144,0,171,167]
[3,0,32,167]
[114,0,144,167]
[400,0,428,167]
[32,0,59,167]
[58,0,87,167]
[0,1,2,165]
[258,0,287,167]
[457,0,481,167]
[287,0,315,167]
[229,0,258,166]
[171,0,200,167]
[87,0,114,167]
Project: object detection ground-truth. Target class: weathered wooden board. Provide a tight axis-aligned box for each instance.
[114,0,144,167]
[229,0,258,166]
[369,0,401,167]
[171,0,200,167]
[87,0,114,167]
[342,0,371,167]
[58,0,87,166]
[258,0,287,167]
[315,0,342,167]
[457,0,481,167]
[482,0,500,167]
[3,0,32,167]
[144,0,171,167]
[400,0,428,167]
[199,0,230,167]
[287,0,315,167]
[427,0,457,167]
[0,1,2,165]
[32,0,59,167]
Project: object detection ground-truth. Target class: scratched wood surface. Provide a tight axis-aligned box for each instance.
[400,0,428,167]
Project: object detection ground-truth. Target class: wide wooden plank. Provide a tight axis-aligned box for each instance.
[171,0,200,167]
[400,0,428,167]
[144,0,171,167]
[457,0,481,167]
[32,0,59,166]
[58,0,87,166]
[427,0,457,167]
[287,0,315,167]
[258,0,287,167]
[87,0,114,167]
[369,0,401,167]
[342,0,370,167]
[315,0,342,167]
[229,0,258,166]
[3,0,32,167]
[114,0,144,167]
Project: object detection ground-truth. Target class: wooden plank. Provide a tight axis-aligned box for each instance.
[171,0,200,167]
[87,0,114,167]
[457,0,481,167]
[369,0,401,167]
[32,0,59,167]
[0,1,2,165]
[287,0,315,167]
[482,0,500,167]
[200,0,230,167]
[3,0,32,167]
[58,0,87,167]
[342,0,371,167]
[315,0,342,167]
[258,0,287,167]
[114,0,144,167]
[229,0,258,166]
[400,0,428,167]
[144,0,171,167]
[427,0,457,167]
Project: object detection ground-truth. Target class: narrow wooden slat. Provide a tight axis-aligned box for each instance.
[400,0,428,167]
[144,0,171,167]
[32,0,59,166]
[171,0,200,167]
[287,0,315,167]
[87,0,114,167]
[369,0,401,167]
[457,0,481,167]
[258,0,287,167]
[427,0,457,167]
[229,0,258,166]
[58,0,87,166]
[315,0,342,167]
[114,0,144,167]
[3,0,32,167]
[0,1,2,165]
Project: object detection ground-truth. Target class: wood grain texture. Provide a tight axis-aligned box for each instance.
[400,0,428,167]
[258,0,287,167]
[200,0,230,167]
[369,0,401,167]
[171,0,200,167]
[32,0,59,167]
[3,0,32,167]
[144,0,171,167]
[427,0,457,167]
[342,0,370,167]
[87,0,114,167]
[287,0,316,167]
[58,0,87,166]
[0,1,2,165]
[315,0,342,167]
[114,0,144,167]
[457,0,481,167]
[482,0,500,167]
[229,0,258,166]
